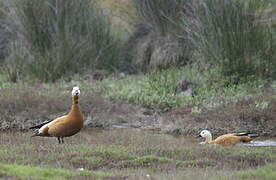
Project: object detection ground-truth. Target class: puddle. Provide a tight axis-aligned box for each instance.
[239,140,276,147]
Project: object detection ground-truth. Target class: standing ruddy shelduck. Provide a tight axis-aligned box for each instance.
[199,130,258,146]
[30,86,84,143]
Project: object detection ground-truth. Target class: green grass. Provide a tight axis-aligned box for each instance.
[77,145,134,161]
[97,66,268,109]
[0,163,110,180]
[0,130,275,180]
[0,74,15,89]
[238,164,276,180]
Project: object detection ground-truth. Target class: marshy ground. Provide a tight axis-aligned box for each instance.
[0,81,276,179]
[0,128,275,180]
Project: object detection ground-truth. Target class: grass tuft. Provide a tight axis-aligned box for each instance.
[238,164,276,180]
[0,163,110,180]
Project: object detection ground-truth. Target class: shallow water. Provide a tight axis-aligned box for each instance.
[197,139,276,147]
[239,140,276,147]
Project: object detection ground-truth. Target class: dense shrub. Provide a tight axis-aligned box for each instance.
[123,0,192,73]
[125,0,276,81]
[3,0,122,82]
[184,0,276,81]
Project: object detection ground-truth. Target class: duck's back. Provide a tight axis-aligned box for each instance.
[212,134,251,146]
[48,113,83,137]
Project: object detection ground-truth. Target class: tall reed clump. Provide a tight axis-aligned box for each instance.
[3,0,121,82]
[133,0,187,36]
[185,0,276,82]
[123,0,192,72]
[0,0,15,62]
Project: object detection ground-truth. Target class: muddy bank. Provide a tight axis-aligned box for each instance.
[1,87,276,137]
[85,96,276,137]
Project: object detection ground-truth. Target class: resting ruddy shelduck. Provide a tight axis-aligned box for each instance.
[30,86,84,143]
[199,130,258,146]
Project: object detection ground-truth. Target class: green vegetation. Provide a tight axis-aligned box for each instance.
[0,0,274,83]
[0,130,275,180]
[0,163,110,180]
[3,0,122,82]
[185,0,276,81]
[0,74,15,88]
[124,0,276,81]
[123,0,191,72]
[98,66,267,109]
[238,164,276,180]
[133,0,185,36]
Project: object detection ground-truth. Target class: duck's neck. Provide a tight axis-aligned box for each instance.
[72,95,79,105]
[69,96,81,116]
[205,135,212,143]
[70,104,80,113]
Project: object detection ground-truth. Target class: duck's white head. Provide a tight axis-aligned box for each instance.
[200,130,212,138]
[71,86,80,96]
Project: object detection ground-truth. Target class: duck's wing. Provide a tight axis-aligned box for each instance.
[47,116,76,137]
[46,116,67,129]
[30,114,69,129]
[212,135,240,145]
[31,116,67,137]
[29,120,53,129]
[213,133,258,145]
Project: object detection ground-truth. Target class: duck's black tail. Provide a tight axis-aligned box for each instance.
[235,133,259,138]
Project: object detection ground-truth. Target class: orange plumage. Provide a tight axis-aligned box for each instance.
[199,130,258,146]
[30,86,84,143]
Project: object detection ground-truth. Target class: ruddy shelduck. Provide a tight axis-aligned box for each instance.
[30,86,84,143]
[199,130,258,146]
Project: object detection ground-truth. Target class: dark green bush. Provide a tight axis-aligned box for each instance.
[4,0,122,82]
[185,0,276,81]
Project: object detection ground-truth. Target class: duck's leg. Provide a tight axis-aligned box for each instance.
[57,137,61,144]
[61,137,64,143]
